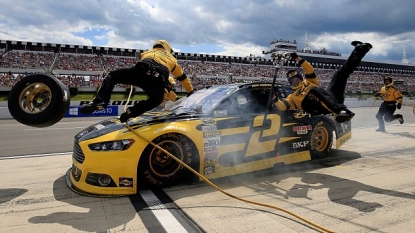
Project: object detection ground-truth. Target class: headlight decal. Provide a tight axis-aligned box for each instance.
[88,139,135,151]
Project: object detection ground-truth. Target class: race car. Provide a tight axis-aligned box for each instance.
[66,82,352,196]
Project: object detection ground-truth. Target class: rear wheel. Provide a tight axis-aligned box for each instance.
[310,120,333,159]
[138,133,199,188]
[8,73,70,127]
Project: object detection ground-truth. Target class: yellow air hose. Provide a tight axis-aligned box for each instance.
[122,85,334,232]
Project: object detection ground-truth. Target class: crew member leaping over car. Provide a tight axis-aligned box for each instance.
[273,41,372,123]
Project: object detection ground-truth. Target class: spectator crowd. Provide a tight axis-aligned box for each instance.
[1,50,414,94]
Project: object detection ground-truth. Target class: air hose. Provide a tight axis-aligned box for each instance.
[125,123,335,233]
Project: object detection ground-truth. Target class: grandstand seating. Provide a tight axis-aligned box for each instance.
[0,48,414,94]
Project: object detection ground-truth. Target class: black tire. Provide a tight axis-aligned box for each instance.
[8,73,70,127]
[309,119,333,159]
[138,133,199,188]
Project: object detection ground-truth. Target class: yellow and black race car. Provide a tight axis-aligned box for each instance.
[66,83,352,196]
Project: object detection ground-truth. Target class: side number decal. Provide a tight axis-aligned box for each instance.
[245,114,281,157]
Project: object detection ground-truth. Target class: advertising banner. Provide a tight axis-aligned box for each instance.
[65,106,119,117]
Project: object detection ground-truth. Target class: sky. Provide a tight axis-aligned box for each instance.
[1,0,415,64]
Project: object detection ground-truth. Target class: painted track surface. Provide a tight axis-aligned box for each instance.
[1,106,414,232]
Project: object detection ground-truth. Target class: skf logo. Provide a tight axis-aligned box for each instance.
[293,141,309,149]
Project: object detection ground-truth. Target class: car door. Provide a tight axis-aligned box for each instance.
[211,87,283,167]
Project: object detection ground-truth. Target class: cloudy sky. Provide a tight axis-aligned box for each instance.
[1,0,414,63]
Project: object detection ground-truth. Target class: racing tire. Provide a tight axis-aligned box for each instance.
[309,119,333,159]
[138,133,200,188]
[8,73,70,127]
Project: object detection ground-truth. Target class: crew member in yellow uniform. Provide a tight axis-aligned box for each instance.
[374,76,404,132]
[80,39,194,122]
[273,41,372,123]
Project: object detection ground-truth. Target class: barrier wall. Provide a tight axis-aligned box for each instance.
[1,99,414,120]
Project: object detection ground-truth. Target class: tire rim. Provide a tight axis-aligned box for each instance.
[18,83,52,114]
[311,126,329,152]
[149,140,184,177]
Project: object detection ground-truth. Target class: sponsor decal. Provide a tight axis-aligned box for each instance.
[204,137,220,148]
[203,165,215,175]
[95,124,105,130]
[213,110,227,116]
[204,148,218,166]
[205,149,219,159]
[293,125,312,135]
[77,130,89,138]
[119,177,133,187]
[66,106,118,117]
[203,131,221,138]
[251,83,272,88]
[293,141,309,149]
[69,107,78,115]
[202,125,217,132]
[153,125,187,134]
[201,118,216,125]
[337,131,352,148]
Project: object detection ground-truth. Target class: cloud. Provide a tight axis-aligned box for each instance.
[0,0,415,63]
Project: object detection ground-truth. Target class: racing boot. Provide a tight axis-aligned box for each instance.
[79,97,107,114]
[352,41,372,54]
[397,114,404,124]
[335,109,355,123]
[376,127,385,132]
[351,41,363,47]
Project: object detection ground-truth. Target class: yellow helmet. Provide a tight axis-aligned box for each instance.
[153,39,173,53]
[168,76,176,85]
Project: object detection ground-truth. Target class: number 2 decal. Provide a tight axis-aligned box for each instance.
[245,114,281,157]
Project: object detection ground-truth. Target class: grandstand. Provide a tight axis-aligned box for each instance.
[1,39,414,96]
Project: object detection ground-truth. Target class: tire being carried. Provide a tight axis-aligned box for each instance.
[8,73,70,127]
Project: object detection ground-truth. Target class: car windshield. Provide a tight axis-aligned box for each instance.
[163,85,239,114]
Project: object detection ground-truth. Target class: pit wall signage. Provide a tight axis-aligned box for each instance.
[64,100,136,117]
[65,106,119,117]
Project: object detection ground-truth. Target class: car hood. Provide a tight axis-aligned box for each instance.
[75,110,197,142]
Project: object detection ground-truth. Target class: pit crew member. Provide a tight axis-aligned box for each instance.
[80,39,194,122]
[273,41,372,123]
[374,75,404,132]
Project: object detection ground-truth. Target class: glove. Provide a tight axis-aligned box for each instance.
[273,85,287,99]
[374,92,381,97]
[397,103,401,109]
[120,107,138,123]
[120,112,130,123]
[290,52,298,60]
[186,90,195,97]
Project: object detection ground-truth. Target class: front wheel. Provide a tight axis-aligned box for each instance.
[7,73,70,127]
[309,119,333,159]
[138,133,199,188]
